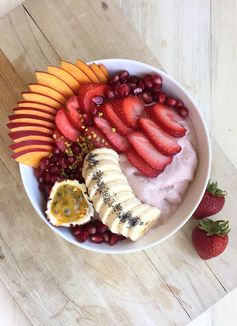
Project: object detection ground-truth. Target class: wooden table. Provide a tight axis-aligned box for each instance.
[0,1,237,325]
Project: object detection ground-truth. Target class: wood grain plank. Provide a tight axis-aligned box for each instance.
[116,0,211,128]
[211,0,237,168]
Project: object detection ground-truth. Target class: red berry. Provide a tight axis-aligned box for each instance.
[76,231,89,243]
[90,234,104,243]
[109,234,119,245]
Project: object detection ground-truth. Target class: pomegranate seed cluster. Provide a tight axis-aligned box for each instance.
[71,220,125,245]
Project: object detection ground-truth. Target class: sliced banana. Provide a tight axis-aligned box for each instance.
[83,148,161,241]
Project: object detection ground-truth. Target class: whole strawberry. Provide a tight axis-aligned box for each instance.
[192,219,230,260]
[193,180,227,219]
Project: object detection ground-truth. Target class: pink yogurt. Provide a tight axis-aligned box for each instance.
[119,118,198,223]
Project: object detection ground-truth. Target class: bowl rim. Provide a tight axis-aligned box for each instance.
[19,58,212,254]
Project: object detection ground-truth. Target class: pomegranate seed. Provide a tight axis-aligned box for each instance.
[119,70,129,82]
[143,75,153,89]
[138,79,145,90]
[152,84,162,94]
[178,107,189,118]
[116,83,131,97]
[133,87,143,96]
[91,95,104,106]
[39,181,49,191]
[103,231,111,242]
[151,74,162,85]
[94,221,108,234]
[153,93,160,101]
[105,89,116,99]
[38,175,45,183]
[50,174,61,184]
[71,143,81,155]
[58,157,69,169]
[50,154,58,163]
[82,113,93,126]
[52,145,61,155]
[49,165,61,175]
[83,223,97,235]
[109,74,119,84]
[128,82,137,90]
[71,226,82,236]
[128,75,138,84]
[175,100,184,108]
[90,234,104,243]
[39,157,50,169]
[68,156,76,164]
[166,96,177,107]
[35,167,44,178]
[44,172,51,183]
[158,91,166,104]
[109,234,119,245]
[117,235,126,241]
[76,231,89,242]
[143,92,153,104]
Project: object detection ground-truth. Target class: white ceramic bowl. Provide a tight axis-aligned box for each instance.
[19,59,211,254]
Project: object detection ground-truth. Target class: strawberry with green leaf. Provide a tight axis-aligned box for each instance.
[193,181,227,219]
[192,219,230,260]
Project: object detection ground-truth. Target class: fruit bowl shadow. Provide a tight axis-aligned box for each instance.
[19,59,211,254]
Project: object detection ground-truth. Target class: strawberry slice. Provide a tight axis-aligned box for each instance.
[138,117,181,156]
[55,108,81,142]
[53,128,71,152]
[150,104,186,137]
[85,126,115,149]
[128,132,172,171]
[78,83,108,114]
[102,102,132,136]
[94,116,130,152]
[65,96,84,131]
[126,148,160,178]
[119,96,144,128]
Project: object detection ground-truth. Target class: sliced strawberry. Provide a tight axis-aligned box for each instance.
[53,128,71,152]
[128,132,172,171]
[94,116,130,152]
[119,96,144,128]
[84,126,114,149]
[138,117,181,156]
[78,83,108,114]
[126,148,160,178]
[55,108,81,142]
[150,104,186,137]
[102,102,133,136]
[65,96,84,130]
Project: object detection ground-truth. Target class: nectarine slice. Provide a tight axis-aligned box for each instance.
[55,108,81,142]
[98,64,109,79]
[29,84,67,105]
[10,134,53,144]
[8,125,54,135]
[35,71,74,98]
[76,59,100,82]
[22,92,62,109]
[9,114,54,128]
[90,63,107,83]
[61,60,90,84]
[7,122,54,131]
[17,101,57,114]
[13,108,55,119]
[47,66,80,94]
[10,140,53,153]
[12,148,51,168]
[9,130,54,142]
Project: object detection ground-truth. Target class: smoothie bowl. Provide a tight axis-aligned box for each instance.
[8,58,211,253]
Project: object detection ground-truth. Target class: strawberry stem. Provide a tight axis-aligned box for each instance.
[199,219,230,236]
[207,180,227,197]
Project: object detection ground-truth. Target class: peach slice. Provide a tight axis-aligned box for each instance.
[10,140,53,153]
[29,84,67,105]
[9,114,55,128]
[61,60,90,84]
[35,71,74,98]
[22,92,62,109]
[17,101,57,114]
[8,124,54,135]
[98,64,109,79]
[90,63,107,83]
[12,148,51,168]
[47,66,80,94]
[13,108,55,119]
[76,59,100,82]
[7,122,54,131]
[9,130,53,143]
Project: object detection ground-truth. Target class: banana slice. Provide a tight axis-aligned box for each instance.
[99,191,135,223]
[82,148,161,241]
